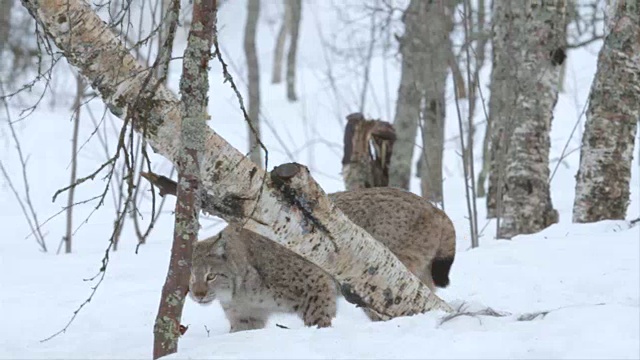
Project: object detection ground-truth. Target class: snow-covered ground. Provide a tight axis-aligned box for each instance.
[1,1,639,359]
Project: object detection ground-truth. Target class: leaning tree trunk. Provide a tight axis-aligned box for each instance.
[153,0,214,358]
[20,0,451,320]
[244,0,262,166]
[572,2,640,223]
[342,112,395,191]
[493,1,565,239]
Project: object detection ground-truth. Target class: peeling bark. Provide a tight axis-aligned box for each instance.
[244,0,262,166]
[573,2,640,223]
[153,0,215,358]
[342,113,395,191]
[21,0,451,321]
[491,1,564,238]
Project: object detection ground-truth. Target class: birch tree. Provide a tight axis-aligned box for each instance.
[271,0,290,84]
[244,0,262,166]
[286,0,301,101]
[490,1,564,238]
[388,0,455,204]
[0,0,12,56]
[19,0,451,323]
[573,1,640,223]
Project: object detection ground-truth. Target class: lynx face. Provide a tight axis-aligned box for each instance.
[189,234,234,305]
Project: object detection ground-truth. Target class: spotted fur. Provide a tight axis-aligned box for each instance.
[190,187,456,331]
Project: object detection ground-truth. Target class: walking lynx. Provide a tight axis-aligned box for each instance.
[189,187,456,332]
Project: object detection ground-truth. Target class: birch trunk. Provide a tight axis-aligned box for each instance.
[153,0,214,357]
[418,1,454,204]
[21,0,451,320]
[388,44,420,190]
[573,2,640,223]
[494,1,564,239]
[285,0,301,102]
[389,0,454,202]
[0,0,12,56]
[271,0,290,84]
[244,0,262,166]
[485,0,515,218]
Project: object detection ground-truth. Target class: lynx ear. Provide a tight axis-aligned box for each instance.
[210,233,227,257]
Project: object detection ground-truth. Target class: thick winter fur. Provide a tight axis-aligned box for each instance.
[189,187,456,331]
[190,226,337,332]
[328,187,456,291]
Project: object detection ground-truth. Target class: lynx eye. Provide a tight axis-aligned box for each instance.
[205,273,218,282]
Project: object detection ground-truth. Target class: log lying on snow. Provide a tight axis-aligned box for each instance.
[21,0,452,318]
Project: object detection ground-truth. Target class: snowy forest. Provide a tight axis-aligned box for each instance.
[0,0,639,358]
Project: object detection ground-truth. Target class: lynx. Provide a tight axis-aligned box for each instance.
[189,187,456,332]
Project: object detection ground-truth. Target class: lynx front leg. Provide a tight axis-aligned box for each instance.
[301,292,336,328]
[221,303,268,333]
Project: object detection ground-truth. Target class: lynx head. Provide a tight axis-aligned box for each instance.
[189,231,236,305]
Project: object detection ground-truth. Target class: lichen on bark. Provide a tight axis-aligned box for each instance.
[572,2,640,223]
[490,1,565,239]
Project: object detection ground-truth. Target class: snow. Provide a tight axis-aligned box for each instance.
[1,0,639,359]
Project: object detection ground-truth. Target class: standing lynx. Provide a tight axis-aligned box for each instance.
[189,187,456,332]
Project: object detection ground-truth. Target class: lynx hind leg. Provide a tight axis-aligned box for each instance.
[221,303,268,333]
[418,266,437,292]
[301,277,337,328]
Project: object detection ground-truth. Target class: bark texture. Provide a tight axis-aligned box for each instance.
[244,0,262,166]
[342,113,396,191]
[21,0,451,320]
[153,0,214,358]
[389,0,454,204]
[572,2,640,223]
[485,0,516,217]
[491,1,565,238]
[285,0,301,101]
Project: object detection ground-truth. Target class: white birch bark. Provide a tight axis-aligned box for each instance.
[573,2,640,223]
[493,1,565,238]
[21,0,452,319]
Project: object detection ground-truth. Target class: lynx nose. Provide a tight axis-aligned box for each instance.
[193,289,207,299]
